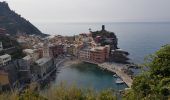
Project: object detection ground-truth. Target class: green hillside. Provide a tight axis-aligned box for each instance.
[0,1,45,36]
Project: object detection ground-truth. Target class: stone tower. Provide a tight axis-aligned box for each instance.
[102,25,105,31]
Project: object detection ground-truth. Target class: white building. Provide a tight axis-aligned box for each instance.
[0,54,11,66]
[0,42,3,51]
[23,49,39,62]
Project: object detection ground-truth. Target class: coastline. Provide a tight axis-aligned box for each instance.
[98,63,133,88]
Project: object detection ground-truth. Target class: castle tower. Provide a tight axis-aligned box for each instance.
[102,25,105,31]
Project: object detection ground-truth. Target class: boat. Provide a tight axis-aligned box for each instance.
[113,74,118,78]
[116,78,124,84]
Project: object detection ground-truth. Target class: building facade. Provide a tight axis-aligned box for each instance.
[78,49,90,60]
[23,49,40,62]
[17,59,31,83]
[43,42,50,58]
[0,42,3,51]
[90,47,107,63]
[0,62,18,90]
[0,54,11,66]
[49,44,64,58]
[34,57,54,78]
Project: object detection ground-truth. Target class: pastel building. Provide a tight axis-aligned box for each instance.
[66,44,75,56]
[23,49,40,62]
[49,44,64,58]
[90,47,106,63]
[78,48,90,60]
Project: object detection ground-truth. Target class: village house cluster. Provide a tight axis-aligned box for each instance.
[0,26,125,91]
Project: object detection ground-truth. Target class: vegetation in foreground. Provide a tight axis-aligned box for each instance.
[0,44,169,100]
[0,83,116,100]
[123,44,170,100]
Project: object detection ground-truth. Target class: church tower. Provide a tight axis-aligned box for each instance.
[43,39,50,57]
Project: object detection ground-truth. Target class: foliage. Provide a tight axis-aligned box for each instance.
[0,83,116,100]
[123,44,170,100]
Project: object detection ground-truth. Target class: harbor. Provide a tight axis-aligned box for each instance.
[82,60,133,88]
[51,60,128,91]
[98,63,133,88]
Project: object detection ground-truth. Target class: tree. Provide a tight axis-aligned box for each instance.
[124,44,170,100]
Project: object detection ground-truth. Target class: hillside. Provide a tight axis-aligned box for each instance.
[0,35,25,59]
[0,1,45,36]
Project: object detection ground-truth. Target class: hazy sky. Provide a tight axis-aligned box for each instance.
[4,0,170,23]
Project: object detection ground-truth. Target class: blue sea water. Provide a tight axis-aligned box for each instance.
[34,22,170,91]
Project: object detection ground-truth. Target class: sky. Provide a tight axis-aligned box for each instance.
[3,0,170,23]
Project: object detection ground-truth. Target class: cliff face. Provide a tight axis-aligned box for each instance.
[91,25,118,50]
[0,1,44,36]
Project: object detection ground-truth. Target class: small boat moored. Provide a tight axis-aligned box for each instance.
[116,78,124,84]
[113,74,118,78]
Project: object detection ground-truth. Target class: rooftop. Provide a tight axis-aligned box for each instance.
[23,55,31,60]
[90,46,105,51]
[35,57,51,66]
[23,49,34,54]
[0,54,11,59]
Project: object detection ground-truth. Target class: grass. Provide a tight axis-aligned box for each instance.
[0,83,117,100]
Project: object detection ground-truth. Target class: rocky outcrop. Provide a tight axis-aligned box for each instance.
[91,25,118,50]
[91,25,130,63]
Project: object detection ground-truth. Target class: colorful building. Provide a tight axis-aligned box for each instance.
[78,48,90,60]
[49,44,64,58]
[23,49,40,62]
[90,47,107,63]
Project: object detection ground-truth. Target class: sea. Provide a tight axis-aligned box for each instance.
[34,22,170,91]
